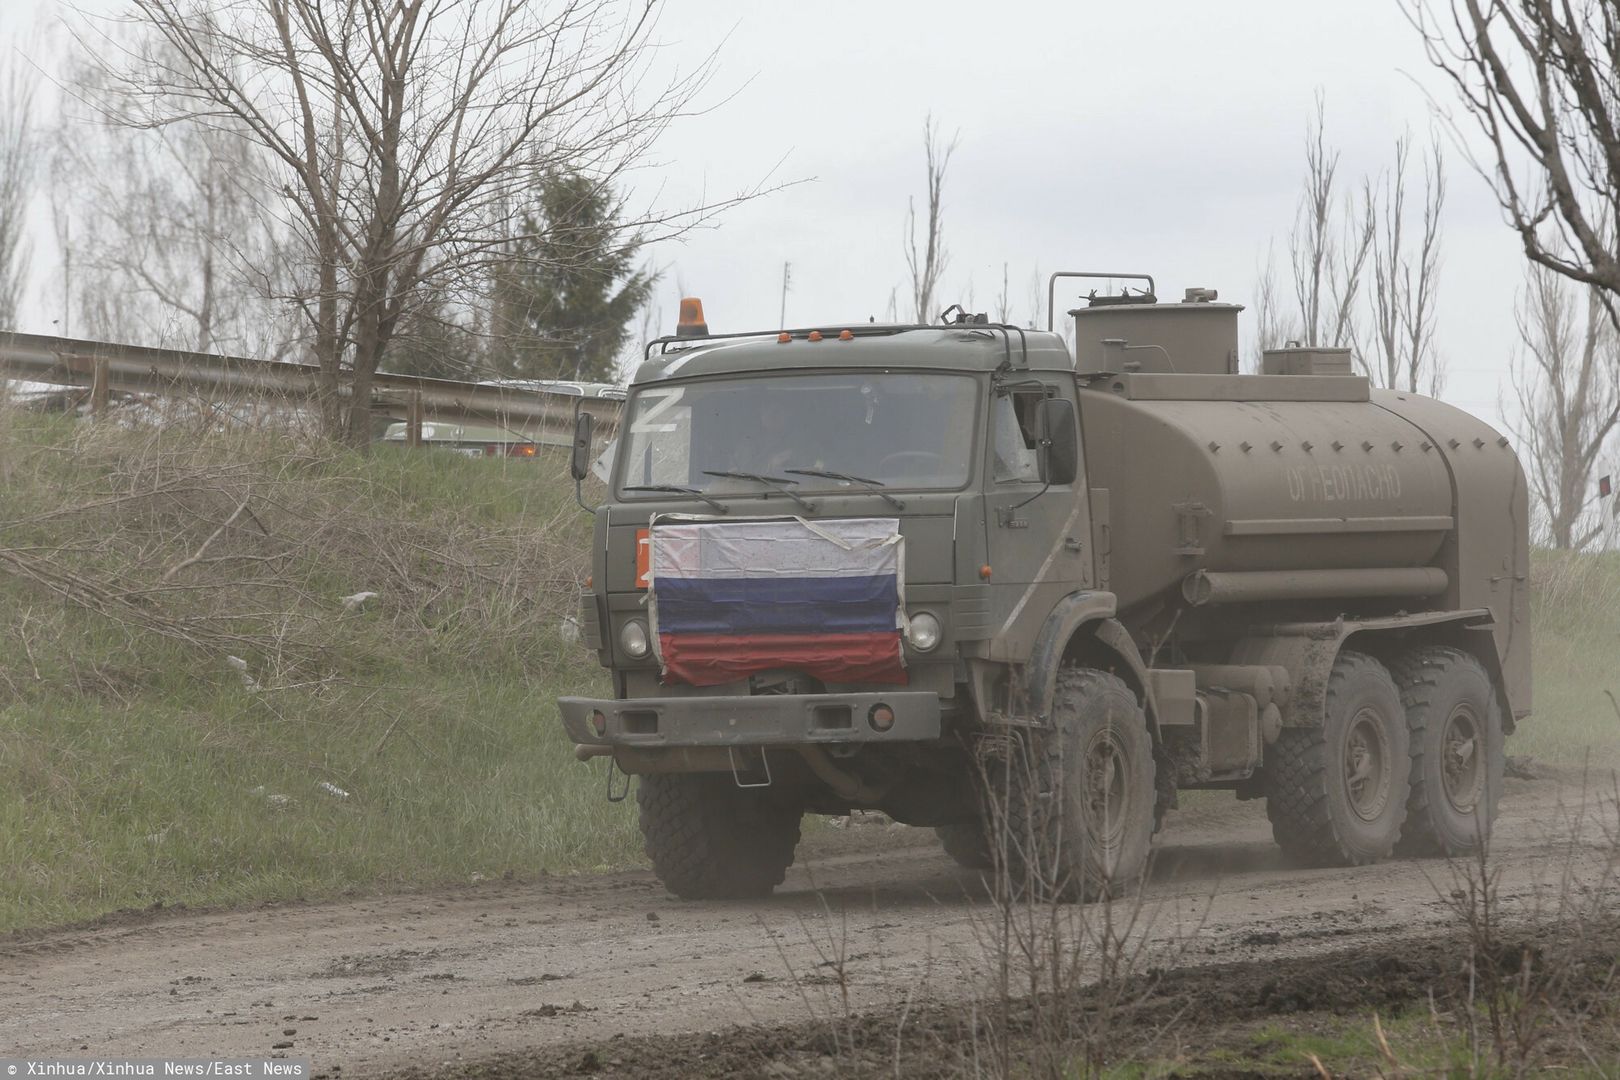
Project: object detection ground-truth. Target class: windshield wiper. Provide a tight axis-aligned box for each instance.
[622,484,729,514]
[786,467,905,510]
[701,470,817,513]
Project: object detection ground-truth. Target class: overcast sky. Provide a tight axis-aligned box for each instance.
[3,0,1531,430]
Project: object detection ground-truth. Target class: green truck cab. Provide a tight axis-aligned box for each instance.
[559,283,1530,901]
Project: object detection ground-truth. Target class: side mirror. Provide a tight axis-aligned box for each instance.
[570,411,594,482]
[1035,398,1078,486]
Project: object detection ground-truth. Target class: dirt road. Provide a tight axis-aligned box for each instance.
[2,772,1608,1076]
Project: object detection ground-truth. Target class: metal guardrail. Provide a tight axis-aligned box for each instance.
[0,331,623,440]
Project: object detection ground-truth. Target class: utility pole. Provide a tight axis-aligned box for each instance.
[778,261,791,329]
[60,224,71,338]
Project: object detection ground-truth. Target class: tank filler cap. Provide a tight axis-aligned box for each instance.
[1183,287,1219,303]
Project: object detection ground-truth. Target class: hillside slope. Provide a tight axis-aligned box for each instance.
[0,411,636,932]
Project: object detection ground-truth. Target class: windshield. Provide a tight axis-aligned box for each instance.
[616,372,979,495]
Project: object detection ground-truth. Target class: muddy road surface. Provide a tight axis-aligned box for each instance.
[2,771,1608,1075]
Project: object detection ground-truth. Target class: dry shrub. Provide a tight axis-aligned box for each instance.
[939,734,1198,1079]
[1429,766,1620,1076]
[0,399,589,687]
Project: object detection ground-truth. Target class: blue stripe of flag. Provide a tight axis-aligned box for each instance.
[655,574,898,635]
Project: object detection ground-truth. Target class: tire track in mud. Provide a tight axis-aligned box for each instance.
[1,773,1606,1076]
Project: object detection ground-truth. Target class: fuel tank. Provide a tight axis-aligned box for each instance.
[1077,371,1510,617]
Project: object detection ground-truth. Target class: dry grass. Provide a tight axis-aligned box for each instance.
[0,407,586,679]
[1425,773,1620,1076]
[0,405,639,932]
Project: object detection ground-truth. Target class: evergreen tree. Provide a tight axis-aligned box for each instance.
[384,293,485,380]
[489,173,656,382]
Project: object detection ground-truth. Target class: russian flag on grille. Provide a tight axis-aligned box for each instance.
[649,518,906,687]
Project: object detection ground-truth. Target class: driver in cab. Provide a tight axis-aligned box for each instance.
[728,397,825,476]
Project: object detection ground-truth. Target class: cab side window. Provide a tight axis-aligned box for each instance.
[992,391,1044,483]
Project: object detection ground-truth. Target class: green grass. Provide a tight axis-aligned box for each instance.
[0,666,639,931]
[1517,549,1620,769]
[0,411,639,932]
[1097,1010,1620,1078]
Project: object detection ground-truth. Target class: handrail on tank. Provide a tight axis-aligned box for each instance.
[1046,271,1157,331]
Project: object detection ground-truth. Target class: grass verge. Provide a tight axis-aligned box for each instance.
[1521,548,1620,769]
[0,410,638,932]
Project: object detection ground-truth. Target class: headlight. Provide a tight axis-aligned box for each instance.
[619,619,651,658]
[906,611,941,652]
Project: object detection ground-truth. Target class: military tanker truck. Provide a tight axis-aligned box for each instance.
[558,276,1529,900]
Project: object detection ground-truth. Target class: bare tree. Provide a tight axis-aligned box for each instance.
[48,167,73,337]
[0,56,35,332]
[54,42,294,356]
[1025,266,1046,331]
[1368,132,1446,393]
[1261,100,1447,390]
[1251,243,1297,369]
[1403,0,1620,317]
[904,115,957,324]
[1508,260,1620,550]
[1289,96,1374,354]
[97,0,750,443]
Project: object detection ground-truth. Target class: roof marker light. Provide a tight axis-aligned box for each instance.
[778,332,790,343]
[839,329,853,341]
[808,330,823,342]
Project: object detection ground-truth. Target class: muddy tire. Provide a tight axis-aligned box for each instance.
[1391,647,1504,857]
[1266,650,1410,866]
[637,773,802,900]
[934,822,995,870]
[993,668,1156,901]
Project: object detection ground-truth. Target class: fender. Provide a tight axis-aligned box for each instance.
[1231,609,1507,729]
[1023,590,1161,739]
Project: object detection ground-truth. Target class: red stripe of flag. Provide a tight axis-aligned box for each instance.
[660,632,906,687]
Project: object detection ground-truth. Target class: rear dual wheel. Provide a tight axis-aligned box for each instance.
[1267,651,1410,866]
[1391,647,1504,856]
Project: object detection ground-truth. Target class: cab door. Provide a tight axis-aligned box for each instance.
[981,379,1092,660]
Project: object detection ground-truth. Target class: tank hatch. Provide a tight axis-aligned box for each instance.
[1072,287,1244,376]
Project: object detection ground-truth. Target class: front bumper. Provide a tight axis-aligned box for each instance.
[558,692,943,747]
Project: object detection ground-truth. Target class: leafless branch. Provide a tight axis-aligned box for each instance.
[1401,0,1620,326]
[81,0,770,443]
[0,53,36,332]
[1505,256,1620,550]
[904,114,958,324]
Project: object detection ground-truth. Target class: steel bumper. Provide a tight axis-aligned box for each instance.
[558,692,942,747]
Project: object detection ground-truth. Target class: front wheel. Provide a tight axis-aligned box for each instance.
[637,773,802,899]
[1266,650,1410,866]
[935,822,995,870]
[992,668,1157,901]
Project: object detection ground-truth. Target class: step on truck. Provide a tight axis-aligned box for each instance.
[558,277,1530,900]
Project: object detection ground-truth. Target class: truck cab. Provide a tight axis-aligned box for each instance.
[559,286,1529,901]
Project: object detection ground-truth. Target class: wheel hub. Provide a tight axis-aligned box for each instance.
[1084,729,1129,852]
[1440,704,1484,814]
[1343,706,1393,822]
